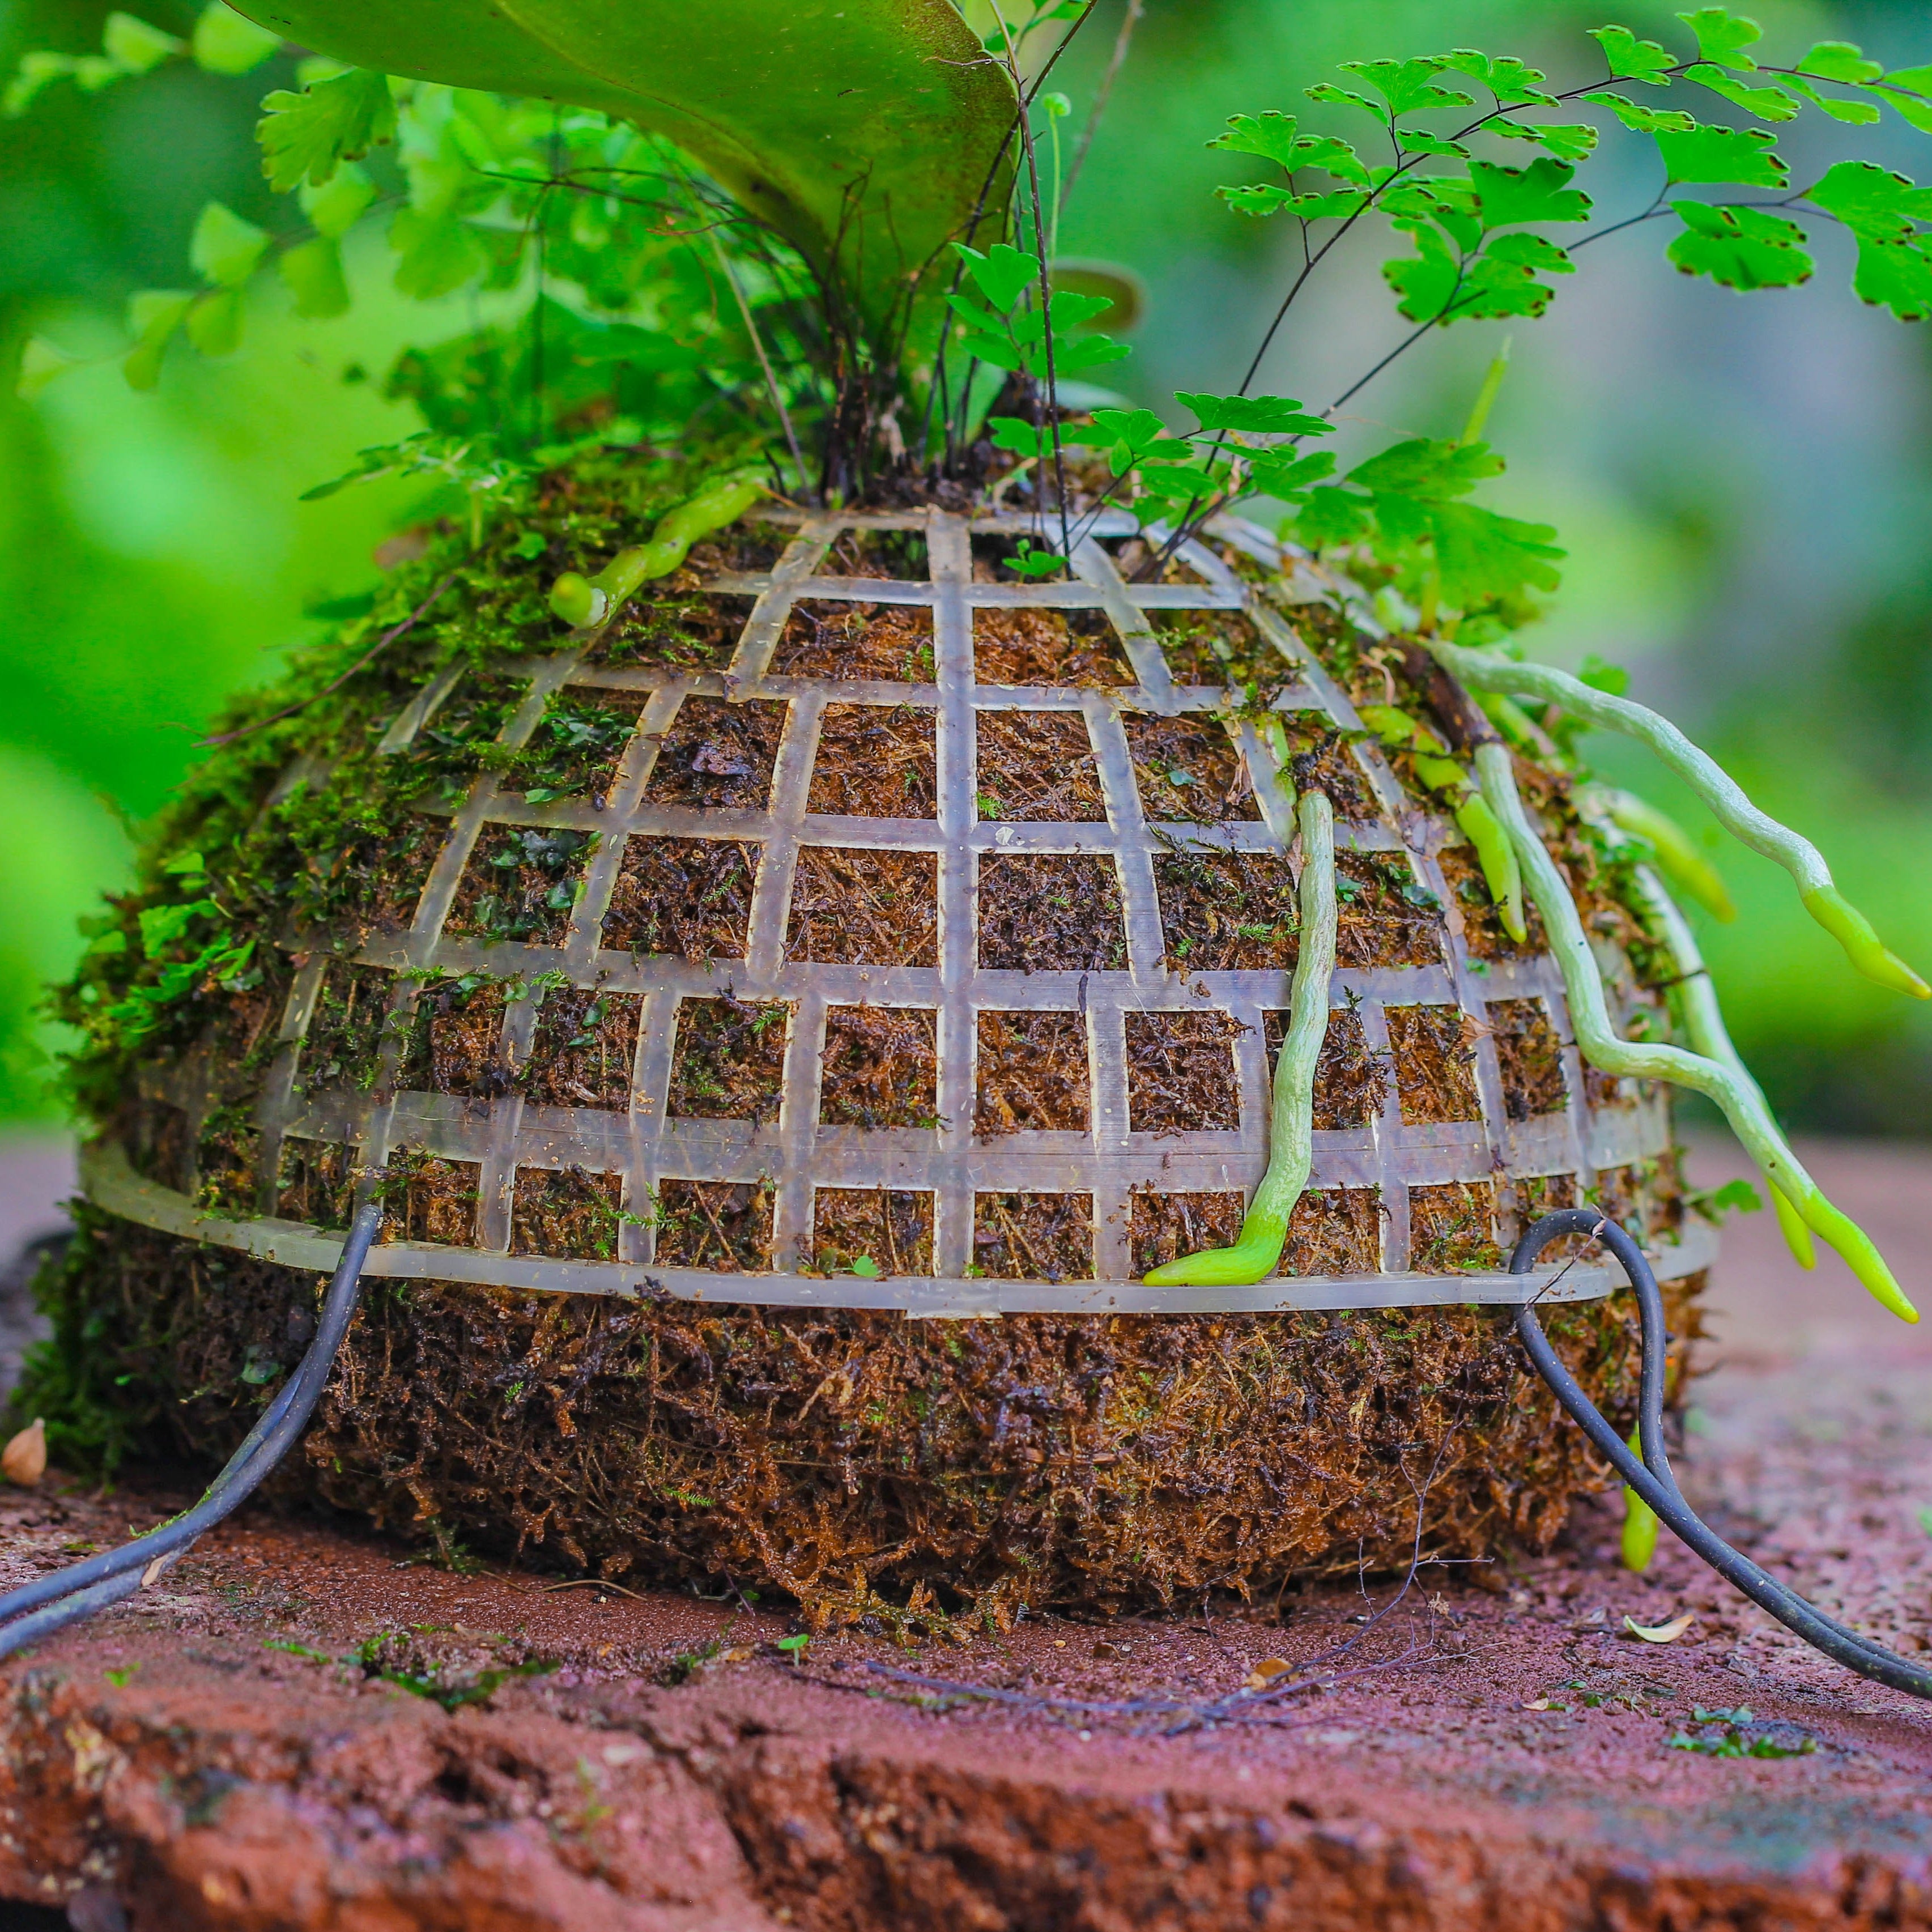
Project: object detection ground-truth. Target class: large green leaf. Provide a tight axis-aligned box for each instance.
[233,0,1017,339]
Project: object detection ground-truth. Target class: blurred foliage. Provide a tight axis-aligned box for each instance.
[2,0,1930,1132]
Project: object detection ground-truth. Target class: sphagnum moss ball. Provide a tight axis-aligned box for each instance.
[16,1,1929,1627]
[41,462,1706,1622]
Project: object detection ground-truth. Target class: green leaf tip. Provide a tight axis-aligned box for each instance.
[1799,887,1930,998]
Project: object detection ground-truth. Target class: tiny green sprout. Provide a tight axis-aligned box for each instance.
[104,1663,140,1687]
[1916,1505,1932,1537]
[510,530,547,560]
[850,1256,882,1279]
[1007,539,1065,579]
[775,1632,811,1655]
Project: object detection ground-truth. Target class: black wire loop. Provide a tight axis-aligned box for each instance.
[0,1202,382,1659]
[1512,1208,1932,1701]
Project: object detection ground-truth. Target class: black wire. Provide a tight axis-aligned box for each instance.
[0,1202,382,1658]
[1513,1208,1932,1701]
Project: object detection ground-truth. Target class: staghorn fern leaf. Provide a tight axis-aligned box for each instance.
[232,0,1017,341]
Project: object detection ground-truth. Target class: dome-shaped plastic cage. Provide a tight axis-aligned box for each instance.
[61,486,1712,1623]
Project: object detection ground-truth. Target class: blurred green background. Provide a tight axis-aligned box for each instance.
[2,0,1929,1135]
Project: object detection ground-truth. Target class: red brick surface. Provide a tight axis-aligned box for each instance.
[1,1135,1930,1929]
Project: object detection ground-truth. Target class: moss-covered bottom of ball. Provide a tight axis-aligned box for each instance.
[22,1208,1706,1630]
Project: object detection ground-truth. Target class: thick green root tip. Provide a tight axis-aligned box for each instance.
[1621,1483,1660,1573]
[1771,1183,1816,1270]
[1600,789,1736,923]
[1454,795,1526,943]
[1799,1194,1918,1321]
[1142,1223,1287,1288]
[550,475,768,632]
[547,571,607,629]
[1621,1427,1659,1571]
[1801,887,1930,999]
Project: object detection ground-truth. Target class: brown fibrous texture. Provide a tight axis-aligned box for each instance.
[54,1214,1705,1625]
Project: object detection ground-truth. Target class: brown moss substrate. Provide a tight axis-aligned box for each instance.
[33,1209,1705,1626]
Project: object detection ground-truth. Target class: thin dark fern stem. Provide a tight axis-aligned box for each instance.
[988,0,1073,566]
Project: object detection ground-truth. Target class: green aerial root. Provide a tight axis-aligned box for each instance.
[1355,704,1525,941]
[1428,641,1929,1000]
[1622,857,1817,1273]
[1474,743,1914,1323]
[549,474,768,629]
[1143,788,1338,1287]
[1579,784,1736,925]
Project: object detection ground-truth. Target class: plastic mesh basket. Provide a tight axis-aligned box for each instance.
[90,507,1710,1313]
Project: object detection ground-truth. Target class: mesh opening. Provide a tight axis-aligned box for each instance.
[512,1165,622,1260]
[642,696,784,811]
[655,1178,774,1270]
[1409,1180,1503,1273]
[593,590,751,670]
[524,987,640,1109]
[1153,849,1295,972]
[384,1151,482,1248]
[978,853,1126,972]
[1282,719,1380,821]
[602,836,758,960]
[1489,998,1568,1121]
[812,1187,935,1276]
[786,847,939,967]
[1267,1002,1391,1130]
[507,688,647,806]
[974,1011,1090,1135]
[1124,714,1259,823]
[276,1137,356,1231]
[1385,1005,1483,1125]
[1441,846,1546,961]
[807,704,937,817]
[972,1191,1094,1281]
[447,828,591,946]
[818,1005,939,1128]
[1129,1188,1245,1273]
[975,710,1105,822]
[974,607,1130,687]
[399,976,512,1099]
[1104,536,1210,584]
[666,997,787,1124]
[824,526,929,578]
[1282,1186,1384,1275]
[1335,852,1445,968]
[1125,1011,1244,1133]
[299,963,395,1094]
[774,602,934,681]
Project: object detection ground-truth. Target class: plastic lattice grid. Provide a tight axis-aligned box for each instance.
[100,508,1706,1314]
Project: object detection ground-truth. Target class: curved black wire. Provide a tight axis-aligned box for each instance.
[1513,1208,1932,1701]
[0,1202,382,1658]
